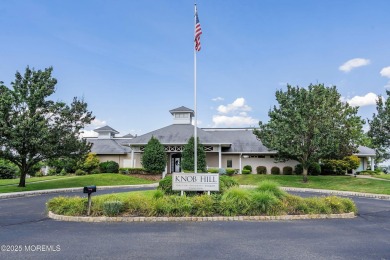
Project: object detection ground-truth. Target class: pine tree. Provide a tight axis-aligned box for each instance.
[141,136,166,174]
[181,136,207,172]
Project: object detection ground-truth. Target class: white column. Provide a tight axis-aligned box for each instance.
[239,154,242,174]
[370,157,374,170]
[131,149,134,168]
[218,145,222,169]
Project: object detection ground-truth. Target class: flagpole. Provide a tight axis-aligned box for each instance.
[194,3,198,174]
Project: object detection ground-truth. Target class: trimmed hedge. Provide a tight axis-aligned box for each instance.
[99,161,119,173]
[256,166,267,174]
[243,165,252,173]
[242,169,251,174]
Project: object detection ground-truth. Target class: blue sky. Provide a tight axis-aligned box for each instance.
[1,0,390,137]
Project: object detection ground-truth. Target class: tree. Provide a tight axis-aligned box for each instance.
[254,84,364,182]
[0,66,94,187]
[368,91,390,163]
[181,136,207,172]
[141,136,166,174]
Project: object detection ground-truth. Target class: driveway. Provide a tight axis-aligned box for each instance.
[1,187,389,260]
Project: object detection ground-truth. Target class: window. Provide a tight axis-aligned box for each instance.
[227,159,232,168]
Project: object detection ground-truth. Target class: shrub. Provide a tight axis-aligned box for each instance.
[103,200,124,216]
[141,136,166,174]
[283,194,308,215]
[59,168,67,176]
[90,168,101,174]
[181,136,207,172]
[0,159,19,179]
[80,153,100,173]
[219,187,252,216]
[99,161,119,173]
[226,168,235,176]
[308,162,321,176]
[47,196,86,216]
[75,169,87,176]
[282,166,293,175]
[243,165,252,173]
[256,166,267,174]
[294,164,303,175]
[192,195,216,217]
[219,168,226,174]
[256,180,286,199]
[158,176,179,195]
[271,167,280,175]
[219,175,239,193]
[35,171,44,177]
[250,191,281,215]
[207,168,219,173]
[119,168,147,174]
[166,196,192,217]
[241,169,251,174]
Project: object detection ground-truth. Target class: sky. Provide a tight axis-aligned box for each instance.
[1,0,390,137]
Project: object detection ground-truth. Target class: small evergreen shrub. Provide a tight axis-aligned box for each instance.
[243,165,252,173]
[99,161,119,173]
[226,168,235,176]
[309,162,321,176]
[219,168,226,174]
[103,200,124,216]
[158,176,179,195]
[207,168,219,173]
[282,166,293,175]
[75,169,87,176]
[242,169,251,174]
[60,168,67,176]
[256,166,267,174]
[271,167,280,175]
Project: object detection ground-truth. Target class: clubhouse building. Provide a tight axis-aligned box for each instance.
[86,106,375,175]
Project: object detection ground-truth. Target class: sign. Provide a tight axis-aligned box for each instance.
[172,173,219,191]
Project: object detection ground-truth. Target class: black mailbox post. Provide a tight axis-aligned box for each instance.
[83,185,96,216]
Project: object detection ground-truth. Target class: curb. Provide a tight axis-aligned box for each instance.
[0,183,159,199]
[48,211,355,223]
[241,185,390,200]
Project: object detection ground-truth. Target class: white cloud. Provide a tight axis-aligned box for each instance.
[212,97,224,101]
[217,97,252,114]
[80,129,98,138]
[212,115,258,127]
[212,97,257,127]
[341,92,378,107]
[339,58,370,72]
[380,66,390,78]
[90,118,107,128]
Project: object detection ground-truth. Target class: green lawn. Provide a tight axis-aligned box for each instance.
[0,175,72,186]
[233,174,390,195]
[372,174,390,180]
[0,174,156,193]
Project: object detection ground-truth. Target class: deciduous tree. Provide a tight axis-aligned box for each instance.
[0,66,94,187]
[254,84,363,182]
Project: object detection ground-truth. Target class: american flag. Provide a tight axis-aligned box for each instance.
[194,5,202,51]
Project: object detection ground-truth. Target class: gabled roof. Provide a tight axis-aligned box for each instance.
[88,139,130,154]
[169,106,195,116]
[94,126,119,134]
[127,124,229,145]
[356,146,376,156]
[121,133,134,138]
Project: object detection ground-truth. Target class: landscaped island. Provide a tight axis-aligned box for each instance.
[47,177,357,218]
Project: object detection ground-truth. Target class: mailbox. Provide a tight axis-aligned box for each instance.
[83,185,96,194]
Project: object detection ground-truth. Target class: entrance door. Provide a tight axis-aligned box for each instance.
[171,154,182,173]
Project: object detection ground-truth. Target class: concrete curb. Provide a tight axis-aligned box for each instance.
[0,183,159,199]
[241,185,390,200]
[48,211,355,223]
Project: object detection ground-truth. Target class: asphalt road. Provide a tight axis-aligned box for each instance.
[0,187,390,260]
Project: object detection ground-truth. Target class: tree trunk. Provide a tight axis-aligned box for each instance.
[18,172,26,187]
[302,167,308,183]
[18,161,28,187]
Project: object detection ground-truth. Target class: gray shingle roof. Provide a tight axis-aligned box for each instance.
[88,139,130,154]
[127,124,228,145]
[356,146,376,156]
[169,106,195,116]
[94,126,119,134]
[207,129,272,153]
[121,133,134,138]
